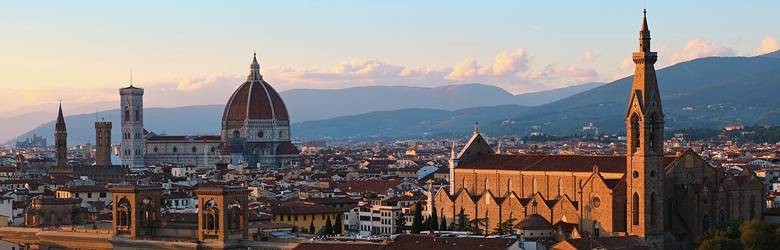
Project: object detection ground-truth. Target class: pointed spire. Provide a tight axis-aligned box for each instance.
[450,140,456,159]
[639,9,651,53]
[248,52,262,81]
[56,102,66,131]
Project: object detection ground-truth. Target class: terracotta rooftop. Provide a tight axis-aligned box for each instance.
[458,154,678,173]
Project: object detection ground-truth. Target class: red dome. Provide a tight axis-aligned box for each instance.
[222,55,289,122]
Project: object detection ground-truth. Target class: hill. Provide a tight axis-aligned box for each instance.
[280,83,600,122]
[9,83,596,145]
[293,53,780,140]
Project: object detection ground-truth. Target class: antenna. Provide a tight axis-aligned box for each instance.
[130,70,133,86]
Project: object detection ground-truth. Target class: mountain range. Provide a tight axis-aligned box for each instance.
[7,82,600,145]
[9,50,780,143]
[292,51,780,139]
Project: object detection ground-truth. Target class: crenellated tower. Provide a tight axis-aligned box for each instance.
[625,9,665,243]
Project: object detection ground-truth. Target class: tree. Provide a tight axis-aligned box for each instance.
[412,202,424,233]
[697,237,743,250]
[322,216,333,236]
[429,207,439,232]
[395,210,406,234]
[333,214,343,235]
[309,220,316,234]
[439,216,448,231]
[740,219,773,250]
[469,217,487,235]
[493,217,517,235]
[456,207,468,231]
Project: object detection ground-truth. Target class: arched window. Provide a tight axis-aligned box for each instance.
[719,209,727,225]
[650,192,656,226]
[117,198,131,228]
[172,147,178,153]
[233,130,240,138]
[632,192,640,226]
[124,108,129,122]
[630,114,640,152]
[134,110,139,121]
[203,200,219,231]
[192,146,197,153]
[227,200,243,231]
[750,195,756,219]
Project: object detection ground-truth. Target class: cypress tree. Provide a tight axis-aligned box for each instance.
[323,216,333,236]
[439,216,448,231]
[412,202,424,233]
[394,210,406,234]
[457,207,468,230]
[333,214,343,235]
[429,207,439,232]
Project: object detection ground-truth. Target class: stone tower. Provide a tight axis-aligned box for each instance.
[110,185,162,239]
[625,10,665,243]
[120,85,145,171]
[54,103,67,168]
[95,120,112,166]
[195,185,250,246]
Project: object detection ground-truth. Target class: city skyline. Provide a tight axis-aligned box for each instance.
[1,1,779,115]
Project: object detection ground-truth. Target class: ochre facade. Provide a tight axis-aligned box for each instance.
[434,11,764,248]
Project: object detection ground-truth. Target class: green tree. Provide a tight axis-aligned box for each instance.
[697,237,743,250]
[322,216,333,236]
[740,219,772,250]
[493,217,517,235]
[412,202,424,233]
[333,214,343,235]
[469,217,487,235]
[456,207,469,231]
[439,216,448,231]
[309,220,315,234]
[429,207,439,232]
[395,211,406,234]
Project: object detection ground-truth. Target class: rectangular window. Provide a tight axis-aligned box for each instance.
[87,193,92,198]
[99,192,106,198]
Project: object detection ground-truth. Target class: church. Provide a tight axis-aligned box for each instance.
[119,54,300,171]
[433,11,764,248]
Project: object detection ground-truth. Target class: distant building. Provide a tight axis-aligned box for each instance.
[15,134,46,149]
[118,54,300,171]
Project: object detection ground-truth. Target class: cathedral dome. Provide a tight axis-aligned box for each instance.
[222,54,289,123]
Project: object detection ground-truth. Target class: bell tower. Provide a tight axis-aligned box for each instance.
[625,9,665,243]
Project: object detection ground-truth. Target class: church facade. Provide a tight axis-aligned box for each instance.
[119,54,299,170]
[433,12,764,248]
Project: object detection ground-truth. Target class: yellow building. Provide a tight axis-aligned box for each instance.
[269,201,347,234]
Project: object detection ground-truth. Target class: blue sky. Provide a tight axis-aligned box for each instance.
[0,1,778,114]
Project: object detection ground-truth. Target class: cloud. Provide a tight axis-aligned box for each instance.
[755,35,780,55]
[445,58,478,80]
[583,51,597,63]
[667,39,735,65]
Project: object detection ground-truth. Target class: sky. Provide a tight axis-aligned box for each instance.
[0,1,778,116]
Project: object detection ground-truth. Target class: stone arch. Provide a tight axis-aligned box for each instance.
[117,198,132,228]
[630,113,640,152]
[203,199,220,231]
[649,192,656,226]
[227,200,244,231]
[632,192,639,226]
